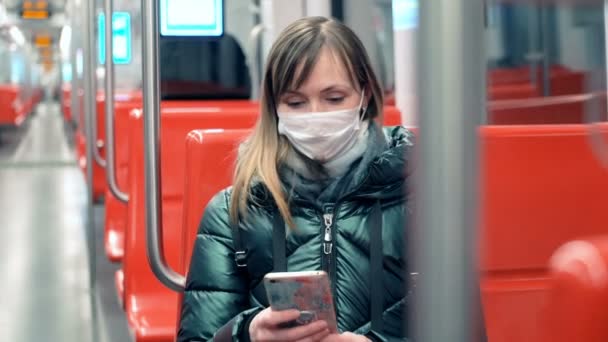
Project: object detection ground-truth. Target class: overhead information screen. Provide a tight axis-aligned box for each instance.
[160,0,224,37]
[98,12,132,64]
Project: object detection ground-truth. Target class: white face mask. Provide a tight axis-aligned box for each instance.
[277,90,366,163]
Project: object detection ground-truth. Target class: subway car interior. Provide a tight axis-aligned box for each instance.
[1,0,608,341]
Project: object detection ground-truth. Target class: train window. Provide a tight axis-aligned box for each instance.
[155,0,262,100]
[343,0,402,103]
[160,0,224,37]
[486,2,607,125]
[159,34,251,100]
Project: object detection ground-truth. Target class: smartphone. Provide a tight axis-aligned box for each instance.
[264,271,338,333]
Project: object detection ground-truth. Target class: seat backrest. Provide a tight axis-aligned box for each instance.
[488,65,579,87]
[61,84,72,121]
[94,93,141,195]
[160,106,258,197]
[550,70,586,96]
[546,236,608,342]
[114,100,142,191]
[475,124,608,342]
[114,100,258,193]
[179,129,251,274]
[95,91,141,142]
[488,83,540,101]
[488,94,608,125]
[0,84,20,124]
[489,66,532,86]
[480,124,608,273]
[124,104,259,313]
[383,106,402,126]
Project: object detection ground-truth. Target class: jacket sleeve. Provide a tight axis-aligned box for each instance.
[177,190,260,342]
[353,298,409,342]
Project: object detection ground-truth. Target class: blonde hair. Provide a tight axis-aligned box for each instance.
[230,16,384,228]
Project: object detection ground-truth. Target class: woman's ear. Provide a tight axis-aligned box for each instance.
[363,85,372,109]
[359,87,371,119]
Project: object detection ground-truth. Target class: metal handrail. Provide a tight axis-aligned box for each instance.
[86,2,101,170]
[88,5,106,169]
[490,93,592,110]
[141,0,185,292]
[248,23,265,100]
[92,67,106,167]
[92,109,107,167]
[104,0,129,203]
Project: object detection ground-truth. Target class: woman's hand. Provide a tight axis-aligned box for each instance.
[249,308,330,341]
[320,332,371,342]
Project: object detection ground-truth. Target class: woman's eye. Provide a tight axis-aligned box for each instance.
[327,97,345,104]
[286,101,305,108]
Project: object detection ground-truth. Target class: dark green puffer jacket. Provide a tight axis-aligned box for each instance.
[178,126,414,342]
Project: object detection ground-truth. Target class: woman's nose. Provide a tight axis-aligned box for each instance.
[309,100,324,113]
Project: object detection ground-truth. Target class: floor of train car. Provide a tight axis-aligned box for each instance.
[0,101,133,342]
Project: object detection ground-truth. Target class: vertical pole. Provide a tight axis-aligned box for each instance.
[540,5,551,96]
[70,44,79,129]
[104,0,129,202]
[604,0,608,114]
[251,0,263,99]
[414,0,484,341]
[83,0,97,291]
[527,5,539,88]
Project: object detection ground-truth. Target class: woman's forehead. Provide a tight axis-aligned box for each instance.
[289,47,356,93]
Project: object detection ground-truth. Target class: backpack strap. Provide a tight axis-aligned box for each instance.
[231,216,248,268]
[271,210,287,272]
[231,210,287,305]
[370,201,384,333]
[220,211,288,341]
[231,210,287,271]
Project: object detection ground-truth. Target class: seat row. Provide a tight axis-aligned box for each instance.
[0,84,43,128]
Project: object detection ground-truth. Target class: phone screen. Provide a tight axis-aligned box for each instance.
[264,272,338,332]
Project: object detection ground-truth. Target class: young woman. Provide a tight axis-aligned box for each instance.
[178,16,414,342]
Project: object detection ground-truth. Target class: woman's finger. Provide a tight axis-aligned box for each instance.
[319,334,341,342]
[262,309,302,326]
[296,328,330,342]
[272,319,329,341]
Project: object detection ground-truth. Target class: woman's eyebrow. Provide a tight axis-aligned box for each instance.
[320,85,352,93]
[283,84,353,96]
[282,90,304,96]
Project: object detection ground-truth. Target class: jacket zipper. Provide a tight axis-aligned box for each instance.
[322,210,334,284]
[321,205,338,318]
[323,213,334,256]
